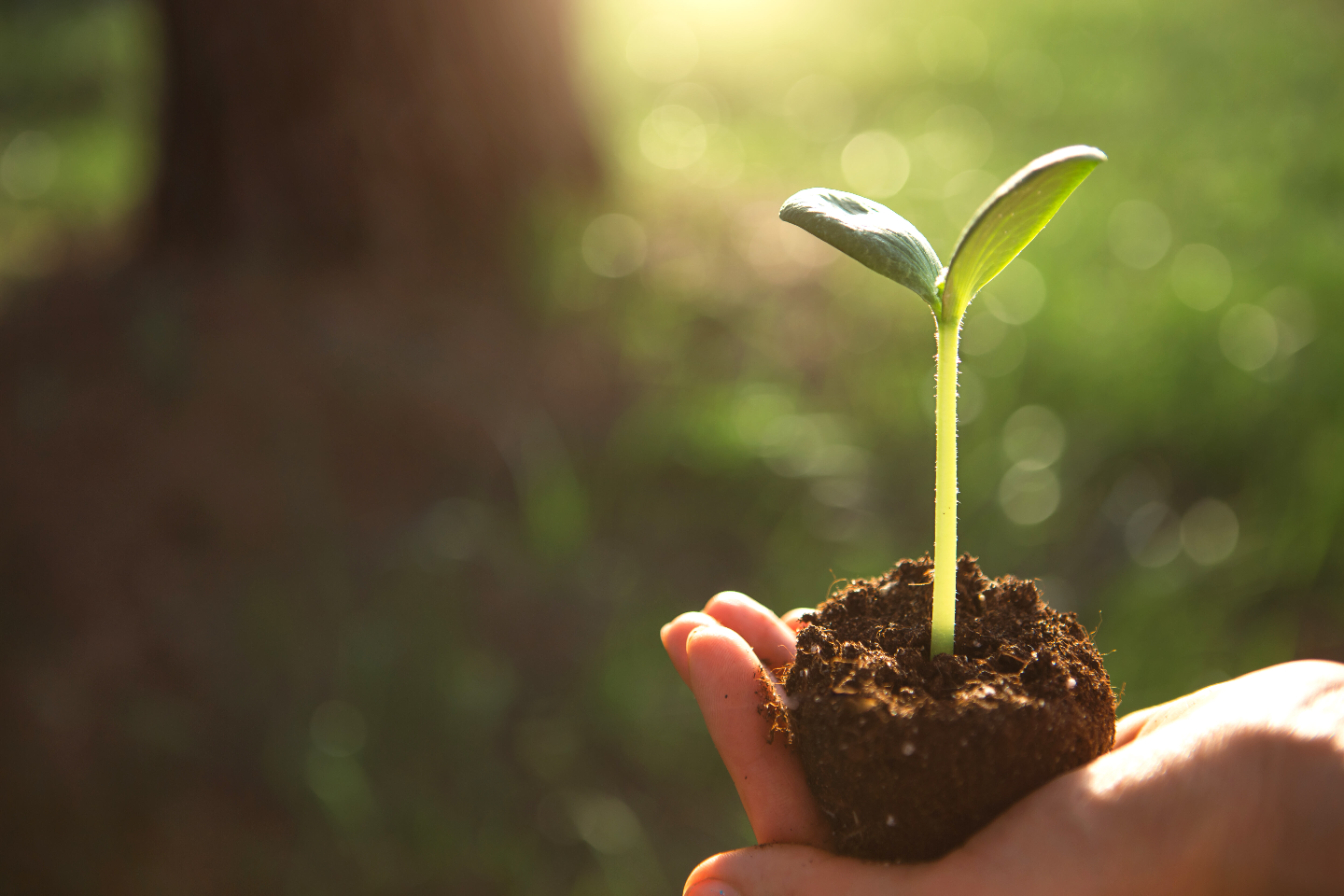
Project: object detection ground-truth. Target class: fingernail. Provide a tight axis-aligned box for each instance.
[685,880,740,896]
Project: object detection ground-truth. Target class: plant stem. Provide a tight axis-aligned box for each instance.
[931,317,960,656]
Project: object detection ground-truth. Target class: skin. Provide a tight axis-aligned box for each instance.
[661,593,1344,896]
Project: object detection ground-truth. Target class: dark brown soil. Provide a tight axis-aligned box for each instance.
[767,555,1114,862]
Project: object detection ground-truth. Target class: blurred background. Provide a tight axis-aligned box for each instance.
[1,0,1341,892]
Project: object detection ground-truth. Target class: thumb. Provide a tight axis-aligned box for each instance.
[682,844,948,896]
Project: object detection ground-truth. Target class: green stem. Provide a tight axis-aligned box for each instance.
[931,317,960,657]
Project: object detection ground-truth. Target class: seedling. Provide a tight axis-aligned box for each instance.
[780,146,1105,657]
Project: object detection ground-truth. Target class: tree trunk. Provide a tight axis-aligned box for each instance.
[152,0,597,267]
[0,2,610,892]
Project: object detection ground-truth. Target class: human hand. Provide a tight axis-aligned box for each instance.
[663,594,1344,896]
[660,592,830,849]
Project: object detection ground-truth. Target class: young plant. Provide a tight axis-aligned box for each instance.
[781,146,1105,657]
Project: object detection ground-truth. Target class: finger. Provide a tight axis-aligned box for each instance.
[1113,706,1157,749]
[685,844,940,896]
[779,607,815,633]
[685,626,830,848]
[703,592,798,669]
[1112,686,1210,749]
[682,742,1135,896]
[662,612,720,687]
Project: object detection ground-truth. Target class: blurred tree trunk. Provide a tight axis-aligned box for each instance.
[0,1,610,892]
[152,0,596,269]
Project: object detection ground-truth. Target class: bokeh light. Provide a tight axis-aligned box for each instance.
[1108,200,1172,270]
[1002,405,1065,469]
[582,213,648,277]
[1169,243,1233,311]
[981,259,1046,325]
[1219,303,1279,372]
[841,131,910,198]
[920,105,994,172]
[999,463,1060,526]
[1181,499,1239,566]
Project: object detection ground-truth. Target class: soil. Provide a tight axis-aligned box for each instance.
[765,555,1114,862]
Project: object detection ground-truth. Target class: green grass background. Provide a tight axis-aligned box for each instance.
[3,0,1342,891]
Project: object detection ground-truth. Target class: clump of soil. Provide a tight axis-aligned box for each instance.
[766,555,1114,862]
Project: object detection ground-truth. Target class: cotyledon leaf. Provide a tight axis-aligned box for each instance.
[780,188,944,311]
[941,145,1106,323]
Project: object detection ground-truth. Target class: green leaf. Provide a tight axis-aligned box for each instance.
[941,145,1106,323]
[780,188,943,309]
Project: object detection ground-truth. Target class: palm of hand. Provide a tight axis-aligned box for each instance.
[662,593,1344,896]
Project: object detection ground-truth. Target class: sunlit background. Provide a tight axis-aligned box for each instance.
[2,0,1342,891]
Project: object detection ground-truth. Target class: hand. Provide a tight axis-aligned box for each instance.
[663,594,1344,896]
[660,592,830,849]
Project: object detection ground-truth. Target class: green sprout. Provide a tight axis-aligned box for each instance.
[781,146,1106,657]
